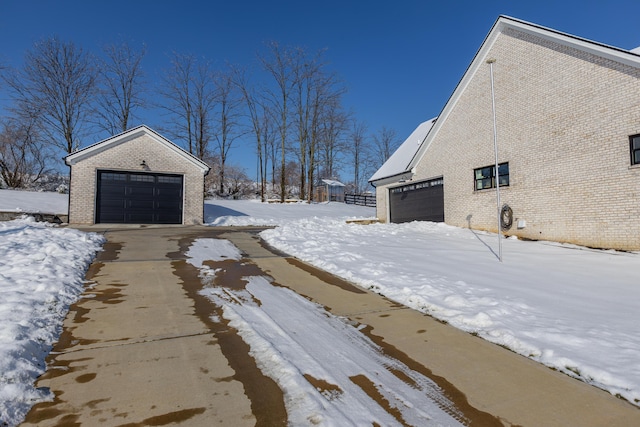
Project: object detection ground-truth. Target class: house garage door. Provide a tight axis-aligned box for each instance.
[96,170,183,224]
[389,177,444,223]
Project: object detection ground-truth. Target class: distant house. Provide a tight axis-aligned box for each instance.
[315,179,346,202]
[370,15,640,251]
[65,125,210,225]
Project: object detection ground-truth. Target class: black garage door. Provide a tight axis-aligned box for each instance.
[96,170,183,224]
[389,177,444,223]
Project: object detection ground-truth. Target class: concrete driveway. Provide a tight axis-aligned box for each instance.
[21,225,640,426]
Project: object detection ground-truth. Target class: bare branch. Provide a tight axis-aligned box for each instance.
[2,37,97,154]
[158,52,216,159]
[0,115,52,188]
[95,40,147,134]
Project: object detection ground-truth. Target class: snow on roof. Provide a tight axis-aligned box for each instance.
[320,179,346,187]
[631,46,640,54]
[321,179,345,187]
[368,118,436,183]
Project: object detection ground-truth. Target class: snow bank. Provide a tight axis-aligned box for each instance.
[0,219,104,426]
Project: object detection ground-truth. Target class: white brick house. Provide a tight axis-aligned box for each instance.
[65,125,210,225]
[370,16,640,251]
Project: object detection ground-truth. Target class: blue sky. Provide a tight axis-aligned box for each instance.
[2,0,640,178]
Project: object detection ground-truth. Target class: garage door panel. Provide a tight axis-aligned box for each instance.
[155,213,182,224]
[126,186,155,197]
[99,212,125,223]
[156,187,182,197]
[126,213,155,223]
[127,199,155,209]
[96,171,183,224]
[99,185,127,196]
[100,198,126,208]
[155,199,182,209]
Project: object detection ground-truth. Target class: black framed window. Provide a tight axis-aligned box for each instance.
[101,172,127,181]
[130,174,155,183]
[474,162,509,190]
[630,134,640,165]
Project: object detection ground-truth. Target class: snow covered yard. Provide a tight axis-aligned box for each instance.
[0,190,638,425]
[0,218,104,426]
[205,199,640,407]
[0,189,68,215]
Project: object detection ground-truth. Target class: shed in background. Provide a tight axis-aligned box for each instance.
[314,179,346,202]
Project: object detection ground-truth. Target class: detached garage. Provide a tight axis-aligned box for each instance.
[65,125,210,225]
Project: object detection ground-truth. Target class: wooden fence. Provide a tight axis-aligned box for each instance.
[344,193,376,207]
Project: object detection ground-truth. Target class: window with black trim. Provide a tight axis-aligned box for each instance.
[630,134,640,165]
[101,172,126,181]
[157,175,182,184]
[130,174,155,183]
[474,162,509,190]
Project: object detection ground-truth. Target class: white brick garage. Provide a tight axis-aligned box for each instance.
[65,125,210,225]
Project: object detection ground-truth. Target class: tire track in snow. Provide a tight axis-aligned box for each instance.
[190,237,470,426]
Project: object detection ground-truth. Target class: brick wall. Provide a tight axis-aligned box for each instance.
[68,134,207,224]
[377,27,640,250]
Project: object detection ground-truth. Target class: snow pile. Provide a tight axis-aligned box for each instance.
[0,218,104,426]
[259,218,640,405]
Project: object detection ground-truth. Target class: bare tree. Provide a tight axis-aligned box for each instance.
[0,116,51,188]
[259,41,294,203]
[317,102,348,182]
[348,119,368,193]
[372,126,400,166]
[212,67,244,195]
[203,152,221,195]
[288,46,346,202]
[2,37,97,155]
[224,164,251,197]
[159,52,216,158]
[273,160,299,198]
[289,46,312,200]
[264,111,278,195]
[232,65,271,201]
[95,40,146,134]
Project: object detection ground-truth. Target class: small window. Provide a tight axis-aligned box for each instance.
[630,134,640,165]
[474,162,509,190]
[130,174,155,183]
[158,175,182,184]
[101,172,126,181]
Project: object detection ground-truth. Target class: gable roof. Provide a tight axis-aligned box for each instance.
[64,125,210,173]
[409,15,640,171]
[369,118,436,184]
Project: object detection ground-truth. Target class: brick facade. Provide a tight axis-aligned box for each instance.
[66,127,209,225]
[375,21,640,251]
